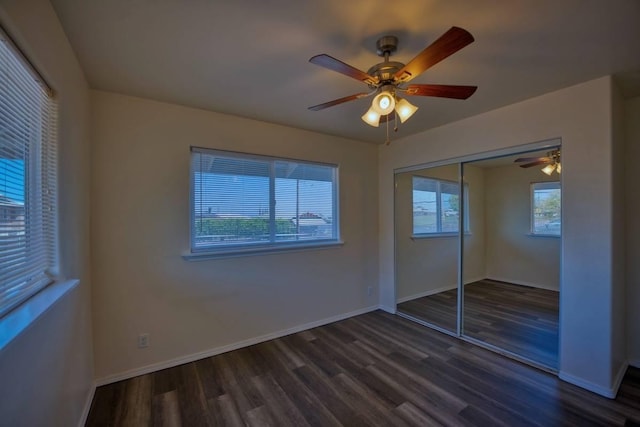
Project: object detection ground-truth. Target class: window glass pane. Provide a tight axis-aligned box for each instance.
[191,149,338,252]
[532,182,561,235]
[413,176,466,235]
[413,177,438,234]
[275,161,334,242]
[193,154,270,248]
[441,190,459,233]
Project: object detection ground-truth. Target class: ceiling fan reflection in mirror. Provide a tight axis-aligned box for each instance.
[308,27,478,144]
[514,149,561,175]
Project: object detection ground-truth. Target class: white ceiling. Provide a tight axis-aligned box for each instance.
[49,0,640,144]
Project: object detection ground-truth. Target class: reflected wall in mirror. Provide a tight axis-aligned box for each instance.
[461,148,561,369]
[395,163,460,333]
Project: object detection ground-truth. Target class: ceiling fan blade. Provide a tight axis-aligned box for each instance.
[308,92,370,111]
[395,27,474,83]
[519,160,550,168]
[405,84,477,99]
[310,54,378,86]
[514,157,551,163]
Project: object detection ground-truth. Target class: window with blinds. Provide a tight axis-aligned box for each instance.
[412,176,468,235]
[0,29,58,318]
[190,147,338,253]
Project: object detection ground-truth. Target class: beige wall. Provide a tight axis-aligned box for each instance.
[379,76,622,397]
[90,90,379,381]
[0,0,94,425]
[625,96,640,367]
[483,164,560,290]
[462,165,486,284]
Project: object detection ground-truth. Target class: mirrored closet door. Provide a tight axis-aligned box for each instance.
[395,163,460,334]
[461,150,561,369]
[395,143,561,371]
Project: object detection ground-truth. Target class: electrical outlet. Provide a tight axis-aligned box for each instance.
[138,333,149,348]
[367,286,373,296]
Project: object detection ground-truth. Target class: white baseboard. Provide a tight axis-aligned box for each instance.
[78,381,96,427]
[378,304,396,314]
[611,360,629,397]
[464,276,487,286]
[629,359,640,369]
[558,361,628,399]
[485,276,559,292]
[396,284,457,304]
[395,276,486,305]
[95,305,380,386]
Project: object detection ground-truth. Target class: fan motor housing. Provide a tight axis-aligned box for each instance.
[367,61,404,86]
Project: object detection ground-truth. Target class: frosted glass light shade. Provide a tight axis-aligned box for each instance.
[361,107,380,127]
[395,98,418,123]
[372,92,395,115]
[541,163,556,175]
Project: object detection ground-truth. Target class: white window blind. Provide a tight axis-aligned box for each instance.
[0,29,58,317]
[190,148,338,253]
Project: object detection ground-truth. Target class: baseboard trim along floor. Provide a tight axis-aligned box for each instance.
[95,304,381,386]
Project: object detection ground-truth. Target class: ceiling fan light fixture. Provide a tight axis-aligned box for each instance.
[308,28,477,142]
[541,163,556,175]
[371,87,396,115]
[556,162,561,174]
[361,107,381,127]
[395,97,418,123]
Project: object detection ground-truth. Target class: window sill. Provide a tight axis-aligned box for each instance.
[0,279,79,353]
[183,240,345,261]
[527,233,561,238]
[411,232,471,240]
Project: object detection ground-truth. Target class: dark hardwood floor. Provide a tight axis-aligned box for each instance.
[86,310,640,426]
[397,279,559,368]
[397,286,458,332]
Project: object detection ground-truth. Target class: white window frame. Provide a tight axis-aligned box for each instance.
[411,176,469,237]
[0,27,58,318]
[187,147,341,259]
[530,181,561,237]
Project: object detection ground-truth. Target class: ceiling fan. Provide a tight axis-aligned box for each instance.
[308,27,478,142]
[514,149,561,175]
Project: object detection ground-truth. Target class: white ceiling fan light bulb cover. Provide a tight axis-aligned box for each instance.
[395,98,418,123]
[542,163,556,175]
[372,92,395,115]
[556,162,562,174]
[361,107,380,127]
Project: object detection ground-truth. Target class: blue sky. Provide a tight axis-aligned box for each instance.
[0,159,25,203]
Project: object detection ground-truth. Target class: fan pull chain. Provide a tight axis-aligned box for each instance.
[385,115,390,145]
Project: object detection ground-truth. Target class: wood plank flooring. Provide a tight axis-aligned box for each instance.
[397,279,559,368]
[86,310,640,426]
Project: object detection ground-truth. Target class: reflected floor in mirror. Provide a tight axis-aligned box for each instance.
[397,279,559,369]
